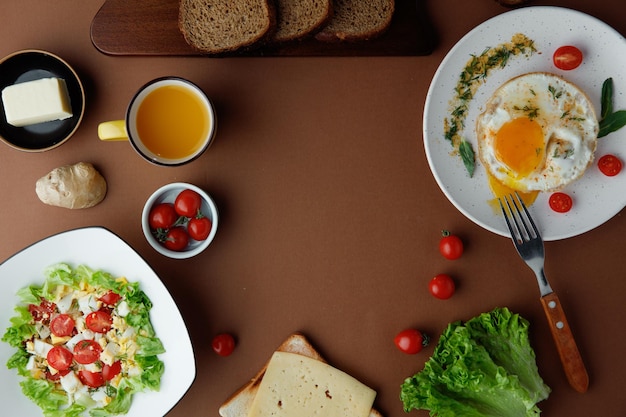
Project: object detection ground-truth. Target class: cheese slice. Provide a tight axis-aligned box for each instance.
[248,351,376,417]
[1,77,72,127]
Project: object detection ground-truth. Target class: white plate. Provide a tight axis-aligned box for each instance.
[424,6,626,240]
[0,227,195,416]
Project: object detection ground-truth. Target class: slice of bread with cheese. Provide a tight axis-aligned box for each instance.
[315,0,395,42]
[178,0,276,54]
[219,333,382,417]
[271,0,333,43]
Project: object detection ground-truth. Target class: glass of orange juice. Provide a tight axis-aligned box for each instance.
[98,77,216,166]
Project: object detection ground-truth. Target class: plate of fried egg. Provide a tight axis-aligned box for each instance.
[424,6,626,240]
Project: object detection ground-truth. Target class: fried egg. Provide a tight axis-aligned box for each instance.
[477,72,598,195]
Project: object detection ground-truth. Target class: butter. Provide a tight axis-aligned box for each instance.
[248,351,376,417]
[1,77,72,127]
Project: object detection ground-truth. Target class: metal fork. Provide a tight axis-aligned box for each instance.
[499,193,589,393]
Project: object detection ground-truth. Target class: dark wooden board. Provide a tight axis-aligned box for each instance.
[90,0,436,56]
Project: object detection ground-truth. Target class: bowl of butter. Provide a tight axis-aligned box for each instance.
[0,50,85,152]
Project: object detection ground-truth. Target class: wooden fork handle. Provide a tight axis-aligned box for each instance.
[540,292,589,393]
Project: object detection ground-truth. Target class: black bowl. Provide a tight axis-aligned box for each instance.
[0,50,85,152]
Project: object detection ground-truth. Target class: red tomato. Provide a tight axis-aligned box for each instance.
[78,370,105,388]
[429,274,455,300]
[188,216,212,241]
[47,346,73,371]
[149,203,178,230]
[394,329,430,354]
[99,290,122,306]
[553,45,583,70]
[212,333,236,357]
[174,189,202,218]
[598,154,622,177]
[164,227,190,251]
[28,299,57,322]
[102,361,122,381]
[439,231,464,260]
[50,314,75,337]
[46,368,70,381]
[548,192,573,213]
[85,310,113,333]
[73,340,103,364]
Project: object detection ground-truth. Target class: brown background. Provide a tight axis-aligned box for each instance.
[1,1,626,416]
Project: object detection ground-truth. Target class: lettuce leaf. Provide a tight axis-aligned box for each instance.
[400,307,550,416]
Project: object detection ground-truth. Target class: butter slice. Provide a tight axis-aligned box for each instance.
[248,351,376,417]
[1,77,72,127]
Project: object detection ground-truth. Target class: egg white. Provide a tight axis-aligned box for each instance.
[476,72,598,192]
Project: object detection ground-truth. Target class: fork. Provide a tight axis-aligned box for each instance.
[499,193,589,393]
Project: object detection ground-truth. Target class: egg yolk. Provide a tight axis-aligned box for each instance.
[494,117,545,178]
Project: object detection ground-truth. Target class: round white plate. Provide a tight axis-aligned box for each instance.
[0,227,195,416]
[424,6,626,240]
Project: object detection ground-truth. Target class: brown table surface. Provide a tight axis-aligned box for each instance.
[2,1,626,416]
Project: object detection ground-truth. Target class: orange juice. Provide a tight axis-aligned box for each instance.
[136,85,210,159]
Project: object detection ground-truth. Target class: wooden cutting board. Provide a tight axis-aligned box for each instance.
[90,0,436,56]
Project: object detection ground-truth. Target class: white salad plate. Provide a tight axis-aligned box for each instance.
[0,227,196,416]
[424,6,626,240]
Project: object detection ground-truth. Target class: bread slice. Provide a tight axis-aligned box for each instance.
[219,333,383,417]
[178,0,276,54]
[315,0,395,42]
[271,0,333,43]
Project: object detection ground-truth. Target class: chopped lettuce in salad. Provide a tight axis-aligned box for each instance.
[2,263,165,417]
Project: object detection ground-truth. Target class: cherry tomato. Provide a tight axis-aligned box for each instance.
[553,45,583,70]
[102,361,122,381]
[548,192,573,213]
[99,290,122,306]
[598,154,622,177]
[149,203,178,230]
[394,329,430,354]
[47,346,73,371]
[50,314,75,337]
[164,227,190,251]
[73,340,103,364]
[212,333,236,357]
[28,299,57,323]
[78,370,105,388]
[85,310,113,333]
[174,189,202,218]
[439,231,464,260]
[429,274,455,300]
[188,216,212,241]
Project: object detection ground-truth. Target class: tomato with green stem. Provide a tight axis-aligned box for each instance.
[149,203,178,230]
[394,329,430,354]
[188,216,212,241]
[164,227,190,251]
[439,230,464,260]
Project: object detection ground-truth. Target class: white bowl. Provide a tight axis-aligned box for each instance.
[142,182,219,259]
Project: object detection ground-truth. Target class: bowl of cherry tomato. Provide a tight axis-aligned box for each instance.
[142,182,218,259]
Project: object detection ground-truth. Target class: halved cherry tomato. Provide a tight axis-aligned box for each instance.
[212,333,236,357]
[174,189,202,218]
[102,360,122,381]
[47,346,73,371]
[28,299,57,323]
[188,216,212,241]
[85,310,113,333]
[99,290,122,306]
[439,231,464,260]
[164,227,190,251]
[394,329,430,354]
[149,203,178,230]
[78,370,105,388]
[429,274,455,300]
[73,340,103,364]
[50,314,75,337]
[548,192,573,213]
[598,154,622,177]
[553,45,583,70]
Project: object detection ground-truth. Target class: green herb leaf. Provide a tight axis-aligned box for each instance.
[601,77,613,120]
[459,140,475,177]
[599,110,626,138]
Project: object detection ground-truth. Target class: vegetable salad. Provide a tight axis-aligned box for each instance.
[2,263,165,417]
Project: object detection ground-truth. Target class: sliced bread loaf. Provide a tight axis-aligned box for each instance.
[272,0,333,43]
[179,0,276,54]
[315,0,395,42]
